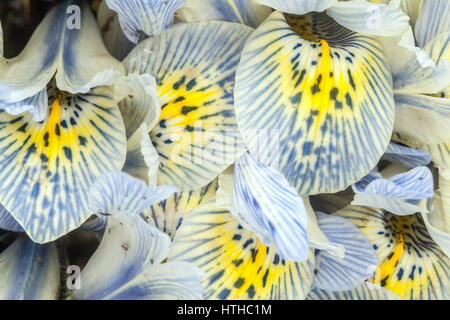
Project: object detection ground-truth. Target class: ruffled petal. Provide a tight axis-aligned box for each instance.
[0,87,48,122]
[313,212,379,291]
[177,0,272,28]
[89,171,176,217]
[307,283,400,300]
[0,236,60,299]
[234,11,395,195]
[335,205,450,300]
[105,0,186,43]
[382,142,431,168]
[0,85,127,243]
[233,153,309,261]
[328,0,409,37]
[168,198,315,299]
[116,74,160,140]
[73,214,171,300]
[104,262,204,300]
[123,124,160,186]
[352,166,433,215]
[123,21,251,191]
[143,179,217,239]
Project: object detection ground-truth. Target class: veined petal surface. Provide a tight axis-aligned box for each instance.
[168,198,315,300]
[414,0,449,48]
[234,11,395,195]
[0,85,127,243]
[0,236,60,299]
[177,0,272,28]
[0,205,23,232]
[382,142,431,168]
[105,0,187,43]
[307,283,399,300]
[257,0,337,14]
[313,212,378,291]
[334,205,450,300]
[88,171,176,217]
[123,21,251,191]
[352,166,434,215]
[233,153,309,261]
[73,214,174,299]
[143,180,218,239]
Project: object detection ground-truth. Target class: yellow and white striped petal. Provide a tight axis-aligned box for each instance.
[168,198,315,300]
[123,21,251,191]
[0,85,127,243]
[177,0,272,27]
[334,205,450,300]
[235,11,395,195]
[143,179,218,239]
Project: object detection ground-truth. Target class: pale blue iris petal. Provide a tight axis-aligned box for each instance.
[0,88,48,122]
[105,0,187,43]
[89,171,176,217]
[55,1,124,94]
[352,166,434,215]
[328,0,409,37]
[0,3,64,104]
[178,0,271,28]
[105,262,204,300]
[0,0,124,118]
[73,215,171,300]
[0,236,60,299]
[80,215,108,232]
[233,153,309,261]
[307,283,400,300]
[257,0,337,15]
[414,0,450,48]
[313,213,378,291]
[0,204,23,232]
[0,20,3,56]
[394,93,450,146]
[383,142,432,168]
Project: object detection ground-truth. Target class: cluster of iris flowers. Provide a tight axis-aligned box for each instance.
[0,0,448,300]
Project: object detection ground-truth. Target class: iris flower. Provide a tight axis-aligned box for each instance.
[0,0,448,301]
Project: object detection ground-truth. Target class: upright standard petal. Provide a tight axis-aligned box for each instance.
[335,205,450,300]
[234,11,395,195]
[0,236,60,299]
[177,0,272,28]
[233,153,309,261]
[313,213,379,291]
[0,85,127,243]
[168,198,316,299]
[105,0,187,43]
[89,171,176,217]
[352,166,434,215]
[123,21,251,191]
